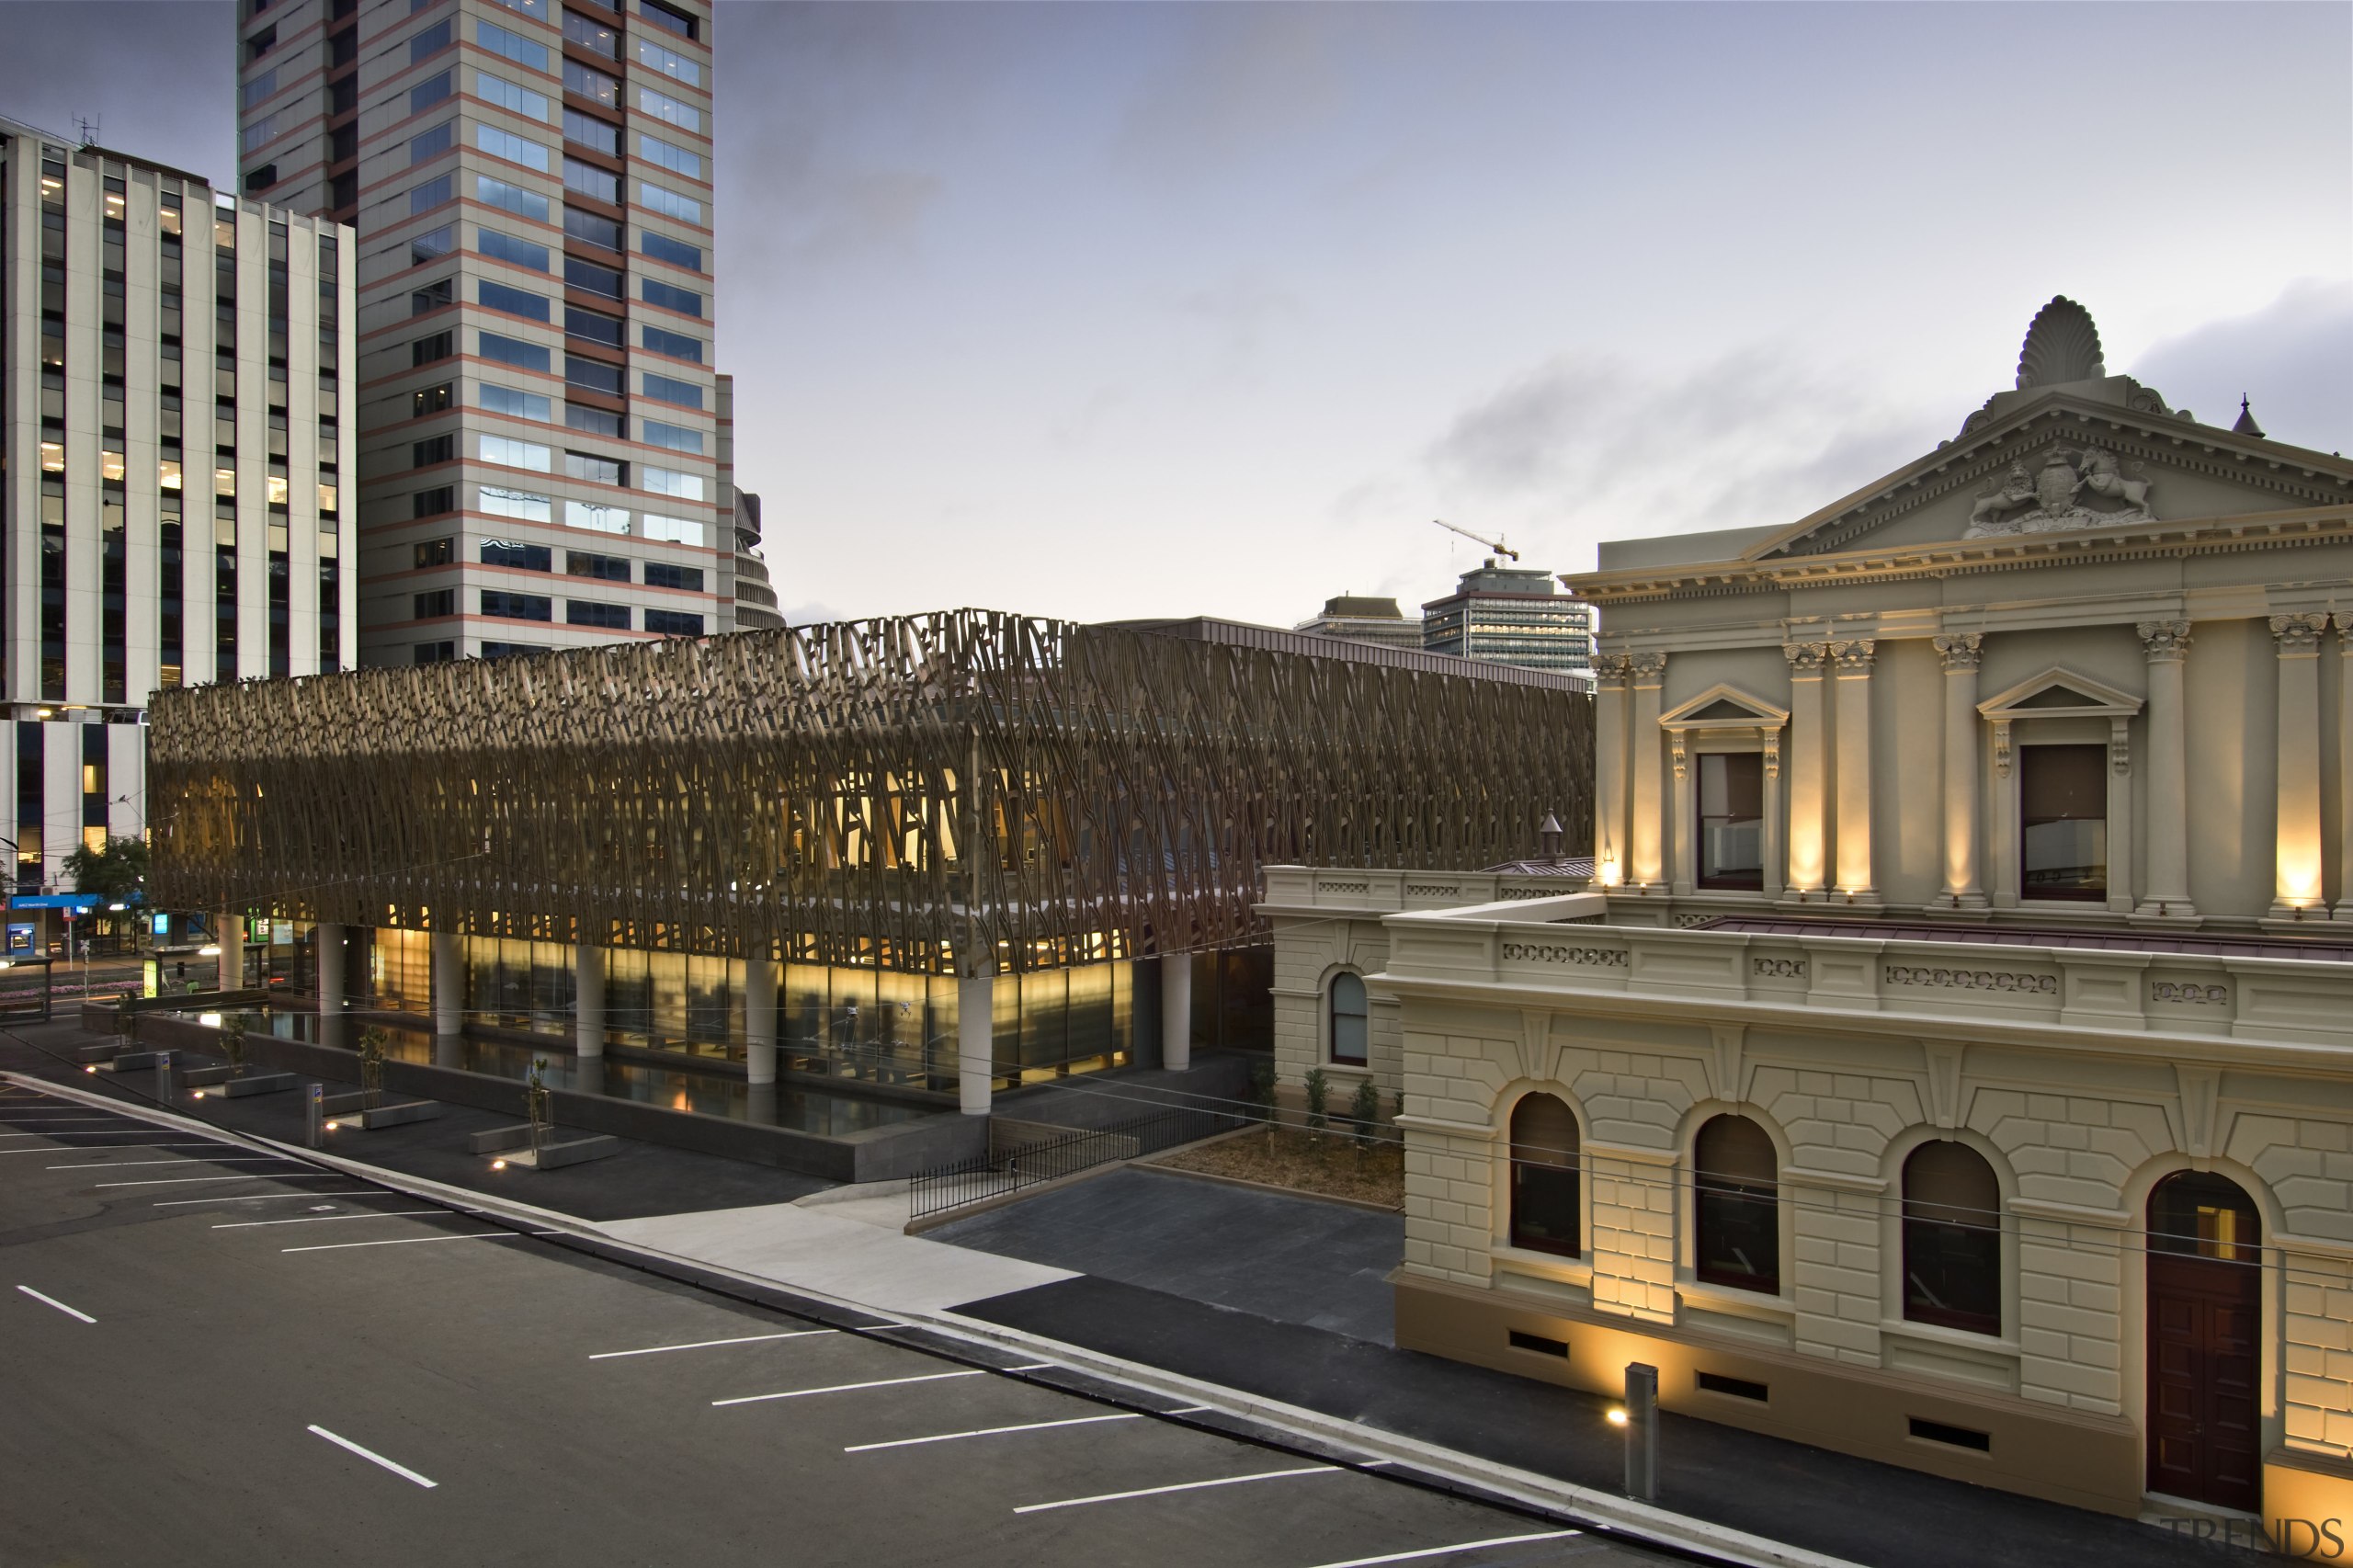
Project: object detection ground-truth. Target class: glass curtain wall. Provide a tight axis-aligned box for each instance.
[462,937,577,1038]
[369,927,433,1012]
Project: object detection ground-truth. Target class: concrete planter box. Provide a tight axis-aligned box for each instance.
[357,1101,442,1129]
[215,1072,299,1098]
[507,1136,619,1170]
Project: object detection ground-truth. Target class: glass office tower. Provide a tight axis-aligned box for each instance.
[235,0,721,665]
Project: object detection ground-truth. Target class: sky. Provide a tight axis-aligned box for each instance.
[5,2,2348,629]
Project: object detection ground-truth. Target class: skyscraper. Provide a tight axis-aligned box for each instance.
[236,0,720,665]
[1421,559,1596,685]
[0,117,354,920]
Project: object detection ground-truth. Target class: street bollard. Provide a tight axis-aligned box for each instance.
[305,1083,324,1149]
[154,1051,174,1105]
[1624,1361,1659,1502]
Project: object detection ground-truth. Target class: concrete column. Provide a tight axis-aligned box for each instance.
[429,929,462,1037]
[1782,643,1828,897]
[958,971,994,1115]
[744,957,778,1085]
[1934,633,1987,910]
[2136,620,2196,919]
[1627,651,1666,888]
[574,941,604,1058]
[1593,654,1631,886]
[314,922,345,1017]
[2272,613,2329,918]
[1831,639,1877,901]
[1161,952,1192,1073]
[215,914,243,992]
[2338,617,2353,922]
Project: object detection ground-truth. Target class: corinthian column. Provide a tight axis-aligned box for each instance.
[1593,654,1631,887]
[1783,642,1829,896]
[2271,613,2329,919]
[1933,633,1986,910]
[1627,651,1667,889]
[1831,639,1878,901]
[2338,617,2353,922]
[2136,620,2196,920]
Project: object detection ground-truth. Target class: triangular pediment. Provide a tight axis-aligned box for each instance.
[1979,666,2142,721]
[1745,394,2353,563]
[1660,684,1789,730]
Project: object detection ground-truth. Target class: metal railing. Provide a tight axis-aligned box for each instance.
[909,1103,1246,1221]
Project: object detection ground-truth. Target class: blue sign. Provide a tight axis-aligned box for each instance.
[9,894,98,912]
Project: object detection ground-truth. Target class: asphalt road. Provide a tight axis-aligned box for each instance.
[0,1078,1677,1568]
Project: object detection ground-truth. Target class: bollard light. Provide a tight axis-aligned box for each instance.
[1622,1362,1659,1502]
[1607,1407,1628,1426]
[492,1159,507,1171]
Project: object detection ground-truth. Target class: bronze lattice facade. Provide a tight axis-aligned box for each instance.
[148,610,1594,975]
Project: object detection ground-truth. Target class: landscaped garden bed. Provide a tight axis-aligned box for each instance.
[1150,1123,1404,1210]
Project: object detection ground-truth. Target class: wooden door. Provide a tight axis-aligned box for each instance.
[2146,1253,2262,1511]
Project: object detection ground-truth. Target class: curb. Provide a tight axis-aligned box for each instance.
[7,1066,1860,1568]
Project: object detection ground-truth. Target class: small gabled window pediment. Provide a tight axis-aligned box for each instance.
[1660,683,1789,731]
[1978,666,2142,722]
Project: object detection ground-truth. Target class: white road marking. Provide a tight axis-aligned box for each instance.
[283,1233,523,1254]
[1014,1466,1338,1514]
[0,1142,222,1153]
[154,1191,382,1206]
[214,1211,441,1229]
[98,1174,345,1187]
[47,1149,290,1158]
[0,1117,127,1124]
[0,1131,213,1139]
[1290,1530,1585,1568]
[1002,1362,1054,1372]
[713,1369,986,1406]
[16,1285,97,1324]
[306,1426,438,1489]
[1165,1405,1211,1415]
[589,1329,837,1359]
[846,1412,1142,1452]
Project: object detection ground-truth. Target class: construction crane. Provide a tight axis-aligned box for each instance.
[1432,518,1519,562]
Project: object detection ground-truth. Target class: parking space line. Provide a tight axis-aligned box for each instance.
[154,1191,382,1206]
[713,1369,986,1407]
[99,1174,346,1187]
[215,1211,442,1229]
[1290,1530,1585,1568]
[47,1149,290,1158]
[0,1142,222,1153]
[1001,1362,1055,1372]
[1014,1466,1339,1514]
[283,1233,525,1254]
[0,1131,215,1140]
[16,1286,97,1324]
[589,1329,836,1359]
[307,1426,438,1489]
[846,1412,1142,1452]
[1165,1405,1211,1415]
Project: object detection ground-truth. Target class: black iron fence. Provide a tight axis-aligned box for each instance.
[909,1104,1247,1221]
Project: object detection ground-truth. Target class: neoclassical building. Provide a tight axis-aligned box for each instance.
[1266,301,2353,1543]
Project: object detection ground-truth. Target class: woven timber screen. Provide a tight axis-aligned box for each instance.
[147,610,1594,975]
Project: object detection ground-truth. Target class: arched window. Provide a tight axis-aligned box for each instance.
[2144,1170,2264,1511]
[1509,1093,1580,1256]
[1902,1141,2002,1335]
[1328,972,1368,1065]
[1694,1114,1779,1294]
[2148,1169,2261,1263]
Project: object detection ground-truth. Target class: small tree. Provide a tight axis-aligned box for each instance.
[219,1012,249,1078]
[526,1058,552,1153]
[357,1026,388,1110]
[62,835,148,903]
[1304,1067,1330,1136]
[1348,1077,1380,1153]
[1247,1057,1279,1152]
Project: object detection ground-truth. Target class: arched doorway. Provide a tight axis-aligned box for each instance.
[2145,1170,2263,1511]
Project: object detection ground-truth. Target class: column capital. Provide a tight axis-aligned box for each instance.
[1594,653,1634,687]
[2270,612,2329,653]
[2136,619,2193,661]
[1828,638,1877,673]
[1932,631,1984,672]
[1783,641,1829,675]
[1627,650,1667,683]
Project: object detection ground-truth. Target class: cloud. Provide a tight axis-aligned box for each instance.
[2129,279,2353,453]
[1425,345,1941,548]
[783,168,943,267]
[1112,6,1395,180]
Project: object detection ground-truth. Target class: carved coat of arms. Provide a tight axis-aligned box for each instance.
[1964,445,2156,537]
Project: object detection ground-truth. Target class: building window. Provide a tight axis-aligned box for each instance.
[414,589,455,619]
[480,333,552,374]
[480,229,551,273]
[564,209,623,253]
[1508,1094,1580,1257]
[563,58,619,106]
[1694,1115,1779,1294]
[567,599,631,629]
[482,590,552,621]
[414,641,455,665]
[641,324,703,363]
[563,7,620,59]
[482,540,551,573]
[2148,1169,2261,1263]
[565,357,624,396]
[644,608,703,637]
[2020,744,2107,900]
[642,231,703,271]
[413,382,455,417]
[1328,971,1368,1065]
[563,108,620,157]
[1697,752,1764,890]
[642,562,701,591]
[479,279,551,323]
[642,0,697,41]
[563,157,622,206]
[414,538,455,568]
[1902,1142,2002,1336]
[567,551,630,581]
[412,331,454,368]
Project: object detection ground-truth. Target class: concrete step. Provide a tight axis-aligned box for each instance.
[214,1072,298,1098]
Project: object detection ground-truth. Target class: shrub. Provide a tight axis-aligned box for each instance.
[1348,1077,1380,1150]
[1304,1067,1329,1133]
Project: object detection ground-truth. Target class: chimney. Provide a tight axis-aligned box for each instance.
[1537,812,1564,863]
